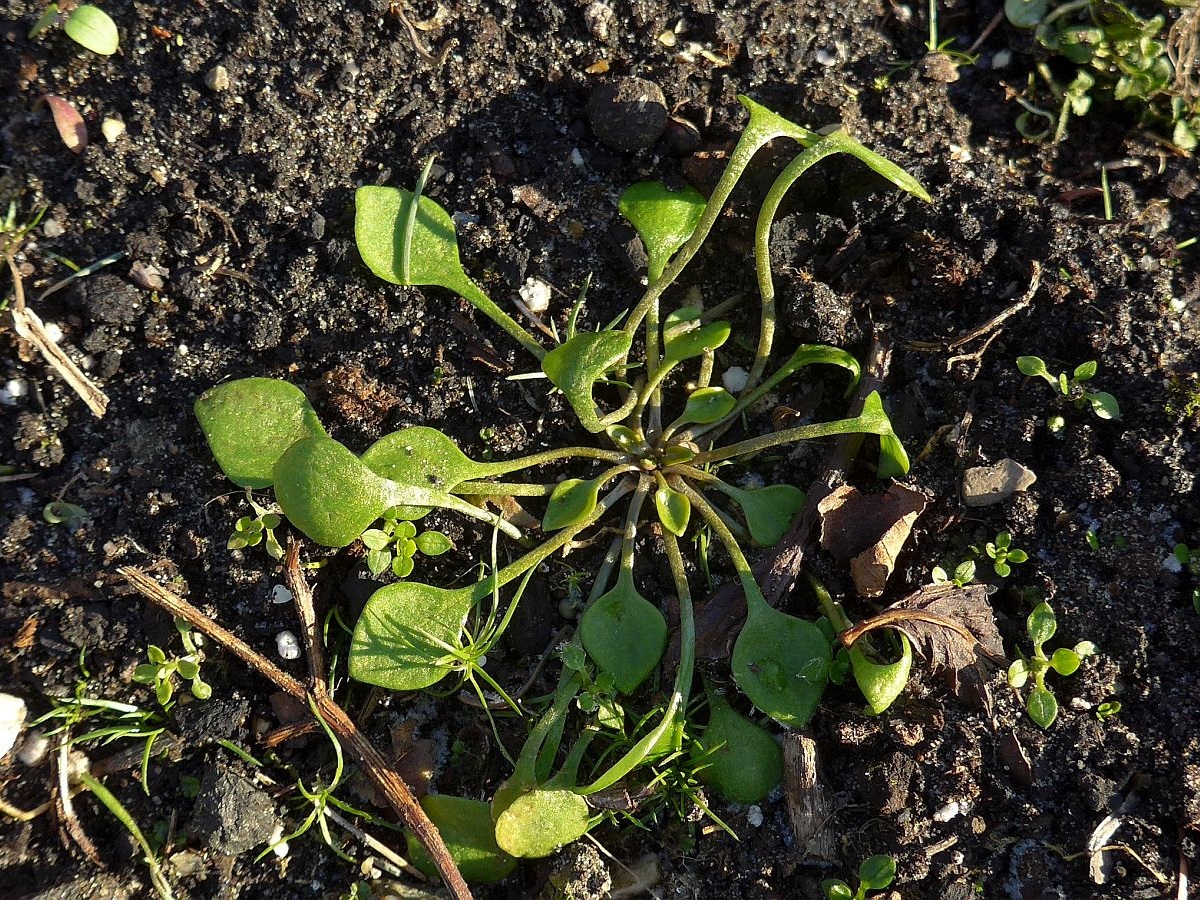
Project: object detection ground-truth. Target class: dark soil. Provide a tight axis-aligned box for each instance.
[2,1,1199,899]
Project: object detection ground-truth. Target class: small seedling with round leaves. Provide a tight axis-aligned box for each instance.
[1016,356,1121,422]
[983,531,1028,578]
[227,491,285,560]
[1008,601,1097,728]
[361,512,453,579]
[932,558,976,588]
[822,854,897,900]
[132,617,212,705]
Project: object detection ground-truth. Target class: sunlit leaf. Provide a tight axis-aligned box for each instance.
[194,378,328,489]
[677,386,736,427]
[415,531,453,556]
[273,436,391,547]
[858,854,897,890]
[405,795,516,884]
[654,481,691,536]
[493,789,590,858]
[543,476,602,531]
[64,5,119,55]
[618,181,706,282]
[1027,601,1057,648]
[661,307,730,364]
[43,94,87,154]
[1049,647,1081,676]
[361,427,489,519]
[1026,686,1058,728]
[848,633,912,715]
[542,330,632,433]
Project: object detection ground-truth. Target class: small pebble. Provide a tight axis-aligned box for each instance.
[101,118,125,142]
[42,218,64,238]
[204,65,230,92]
[962,458,1036,507]
[746,805,764,827]
[588,77,668,153]
[814,46,841,67]
[722,366,749,393]
[270,584,293,605]
[18,730,49,766]
[582,1,616,43]
[43,321,63,343]
[276,630,301,660]
[519,277,553,314]
[0,379,28,405]
[992,49,1013,69]
[0,693,28,759]
[933,800,961,822]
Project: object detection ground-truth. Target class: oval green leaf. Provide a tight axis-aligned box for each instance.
[64,5,119,55]
[349,581,476,690]
[579,574,667,694]
[273,436,391,547]
[405,795,516,884]
[858,854,897,890]
[618,181,706,283]
[1027,601,1057,647]
[732,588,831,728]
[1005,0,1048,29]
[542,330,633,433]
[493,789,591,858]
[1049,647,1081,676]
[194,378,328,489]
[543,476,602,532]
[661,308,731,364]
[355,185,473,293]
[694,694,783,804]
[1008,658,1029,689]
[849,634,913,716]
[721,483,805,547]
[1026,685,1058,729]
[654,481,691,537]
[361,427,488,519]
[415,531,453,556]
[678,387,736,427]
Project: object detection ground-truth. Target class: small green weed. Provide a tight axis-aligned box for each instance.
[1017,356,1120,421]
[980,531,1029,578]
[132,617,212,705]
[28,3,119,55]
[1008,601,1097,728]
[932,558,977,588]
[823,853,897,900]
[360,511,452,579]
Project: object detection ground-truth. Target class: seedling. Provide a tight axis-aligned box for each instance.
[29,3,120,55]
[360,511,452,579]
[1008,601,1097,728]
[981,531,1028,578]
[43,499,89,527]
[132,617,213,706]
[195,97,929,865]
[1017,356,1120,421]
[1096,700,1121,721]
[822,853,897,900]
[932,558,976,588]
[227,491,284,559]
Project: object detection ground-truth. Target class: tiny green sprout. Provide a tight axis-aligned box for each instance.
[984,532,1028,578]
[1017,356,1120,421]
[1096,701,1121,721]
[932,558,976,588]
[1008,601,1097,729]
[227,491,284,560]
[822,853,897,900]
[1086,529,1100,551]
[360,512,452,580]
[43,499,89,528]
[1173,542,1200,613]
[132,617,212,705]
[29,3,120,55]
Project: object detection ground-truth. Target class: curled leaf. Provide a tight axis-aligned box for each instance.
[677,386,736,427]
[817,483,926,597]
[543,476,602,531]
[661,307,730,364]
[848,634,912,715]
[44,94,87,154]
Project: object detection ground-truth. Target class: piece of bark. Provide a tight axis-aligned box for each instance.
[783,732,838,864]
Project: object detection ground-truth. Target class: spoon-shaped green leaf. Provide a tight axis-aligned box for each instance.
[717,483,805,547]
[618,181,706,283]
[542,330,633,433]
[694,694,783,804]
[848,634,912,716]
[194,377,327,489]
[355,185,544,359]
[732,581,831,729]
[661,308,731,364]
[493,788,591,858]
[272,436,392,547]
[579,570,667,694]
[677,387,736,427]
[64,5,119,55]
[348,580,477,690]
[654,478,691,537]
[361,427,492,519]
[542,476,603,532]
[404,795,516,884]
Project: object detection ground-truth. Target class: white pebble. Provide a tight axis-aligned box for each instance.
[275,630,301,660]
[177,344,188,356]
[722,366,749,393]
[270,584,293,605]
[519,276,553,314]
[43,322,63,343]
[0,379,27,405]
[933,800,962,822]
[746,805,764,827]
[991,49,1013,69]
[18,730,50,766]
[570,148,585,167]
[101,118,126,142]
[1162,553,1183,574]
[0,693,28,759]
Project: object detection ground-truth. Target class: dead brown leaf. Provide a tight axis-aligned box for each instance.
[817,483,926,597]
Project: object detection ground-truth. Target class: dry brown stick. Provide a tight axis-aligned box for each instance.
[6,253,110,417]
[693,332,893,659]
[118,566,473,900]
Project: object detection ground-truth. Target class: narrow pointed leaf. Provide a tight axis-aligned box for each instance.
[579,576,667,694]
[542,330,633,432]
[273,436,391,547]
[28,3,60,39]
[618,181,706,282]
[195,378,328,489]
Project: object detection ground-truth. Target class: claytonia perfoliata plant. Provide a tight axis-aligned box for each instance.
[194,97,929,870]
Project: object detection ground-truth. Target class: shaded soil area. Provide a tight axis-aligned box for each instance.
[2,0,1199,898]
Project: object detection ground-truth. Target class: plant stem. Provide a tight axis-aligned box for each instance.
[692,407,884,466]
[475,445,627,478]
[662,531,696,749]
[78,772,174,900]
[454,480,557,496]
[618,478,652,576]
[672,479,755,592]
[457,277,548,361]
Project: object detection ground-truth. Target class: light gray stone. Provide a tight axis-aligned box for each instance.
[962,459,1036,507]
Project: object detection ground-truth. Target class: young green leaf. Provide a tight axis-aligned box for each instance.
[1007,658,1029,689]
[1073,360,1097,382]
[858,854,897,890]
[1005,0,1048,29]
[1027,601,1057,648]
[1085,391,1120,420]
[543,477,602,532]
[694,694,784,804]
[661,308,731,364]
[1026,685,1058,728]
[415,531,453,556]
[349,581,476,690]
[848,634,913,716]
[272,436,392,547]
[654,479,691,537]
[392,555,415,578]
[405,795,516,884]
[618,181,706,282]
[28,3,60,39]
[718,483,805,547]
[732,586,831,728]
[493,789,591,858]
[194,378,328,489]
[821,880,854,900]
[360,528,391,551]
[63,5,119,55]
[361,427,490,519]
[677,386,737,427]
[542,330,633,433]
[1049,647,1081,676]
[1016,355,1051,380]
[579,572,668,694]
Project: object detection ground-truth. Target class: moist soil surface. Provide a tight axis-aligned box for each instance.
[2,1,1199,899]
